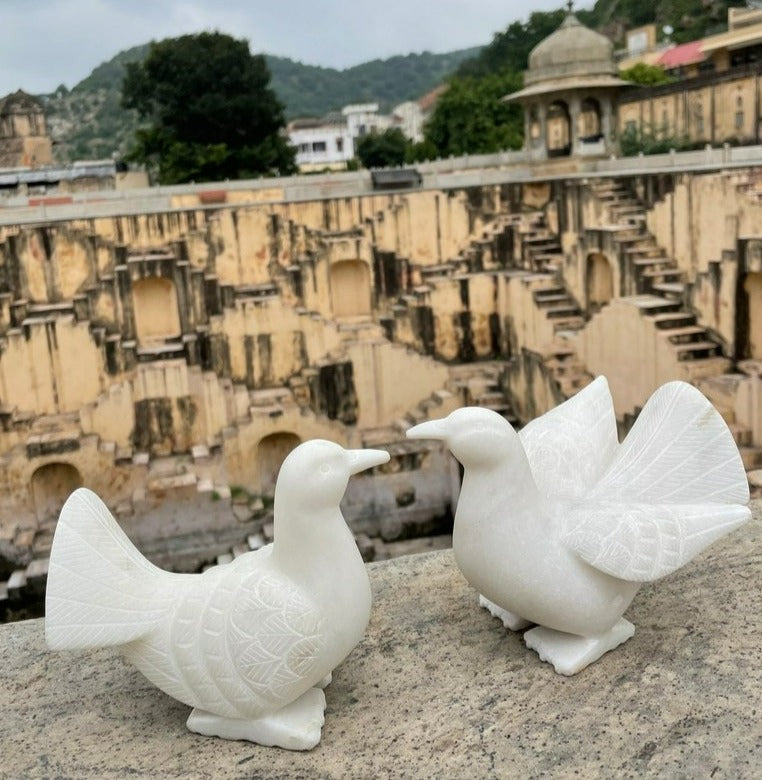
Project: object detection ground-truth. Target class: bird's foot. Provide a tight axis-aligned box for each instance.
[523,618,635,675]
[479,594,532,631]
[186,687,326,750]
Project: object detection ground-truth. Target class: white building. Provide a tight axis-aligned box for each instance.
[391,101,425,144]
[288,118,353,172]
[288,99,431,172]
[341,103,394,140]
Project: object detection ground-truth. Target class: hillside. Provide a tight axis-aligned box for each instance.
[42,45,477,162]
[41,0,744,163]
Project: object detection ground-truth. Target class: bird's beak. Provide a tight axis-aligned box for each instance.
[406,418,448,440]
[346,448,390,475]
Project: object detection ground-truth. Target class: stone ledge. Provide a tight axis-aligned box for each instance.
[3,505,762,778]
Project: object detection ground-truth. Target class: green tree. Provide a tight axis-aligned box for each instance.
[355,128,409,168]
[423,71,524,157]
[620,62,672,85]
[619,122,691,155]
[456,10,567,78]
[122,32,295,184]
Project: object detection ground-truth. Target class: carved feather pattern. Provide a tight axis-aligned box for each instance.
[588,381,749,505]
[227,573,325,708]
[520,376,619,500]
[558,381,751,581]
[563,502,750,581]
[45,489,175,650]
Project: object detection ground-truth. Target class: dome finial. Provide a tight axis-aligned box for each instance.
[566,0,574,12]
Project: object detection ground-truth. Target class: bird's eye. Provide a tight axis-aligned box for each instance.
[320,463,331,475]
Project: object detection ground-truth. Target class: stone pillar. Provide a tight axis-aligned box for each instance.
[601,97,613,153]
[523,106,532,152]
[569,95,581,156]
[538,102,549,160]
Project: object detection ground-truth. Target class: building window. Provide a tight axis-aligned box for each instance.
[336,137,344,152]
[312,141,327,152]
[625,119,637,133]
[298,143,310,153]
[695,103,704,136]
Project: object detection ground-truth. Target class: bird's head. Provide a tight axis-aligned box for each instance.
[406,407,518,469]
[275,440,390,510]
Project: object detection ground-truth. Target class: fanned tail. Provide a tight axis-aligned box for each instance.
[590,381,749,505]
[45,488,170,651]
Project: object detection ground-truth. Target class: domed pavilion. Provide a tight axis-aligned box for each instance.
[504,13,631,160]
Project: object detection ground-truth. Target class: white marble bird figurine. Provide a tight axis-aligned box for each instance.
[407,377,750,675]
[45,440,389,749]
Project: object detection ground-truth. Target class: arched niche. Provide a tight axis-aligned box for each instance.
[31,462,82,525]
[257,432,301,496]
[132,277,181,343]
[547,101,571,157]
[744,272,762,359]
[586,252,613,310]
[330,260,372,319]
[579,97,602,141]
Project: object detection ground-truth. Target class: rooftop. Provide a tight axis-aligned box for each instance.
[3,501,762,776]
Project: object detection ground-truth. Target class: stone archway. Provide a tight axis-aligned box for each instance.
[586,252,613,310]
[330,260,372,319]
[132,277,181,343]
[547,101,571,157]
[31,462,82,525]
[257,432,301,495]
[744,272,762,359]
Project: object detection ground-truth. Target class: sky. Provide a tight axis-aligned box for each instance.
[0,0,583,97]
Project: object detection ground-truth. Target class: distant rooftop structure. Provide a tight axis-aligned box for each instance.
[504,13,627,161]
[619,6,762,73]
[0,158,147,199]
[0,90,53,169]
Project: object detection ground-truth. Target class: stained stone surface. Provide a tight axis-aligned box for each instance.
[3,506,762,778]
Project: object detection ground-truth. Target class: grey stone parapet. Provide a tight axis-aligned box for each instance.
[3,504,762,778]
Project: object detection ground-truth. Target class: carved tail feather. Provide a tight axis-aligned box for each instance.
[45,488,172,651]
[589,381,749,506]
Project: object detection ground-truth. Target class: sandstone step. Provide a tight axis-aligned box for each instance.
[672,340,721,359]
[740,446,762,470]
[632,256,671,267]
[545,304,582,319]
[640,267,683,279]
[533,293,570,306]
[729,423,753,447]
[650,311,697,329]
[553,316,586,334]
[652,282,685,297]
[663,325,710,343]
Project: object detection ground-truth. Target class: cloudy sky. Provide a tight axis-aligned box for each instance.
[0,0,584,96]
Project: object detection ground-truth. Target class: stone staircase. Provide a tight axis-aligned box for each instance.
[587,180,724,366]
[696,364,762,474]
[589,179,688,301]
[514,211,564,273]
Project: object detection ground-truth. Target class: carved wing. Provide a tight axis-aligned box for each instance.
[225,571,326,710]
[588,381,749,505]
[563,501,750,582]
[519,376,619,501]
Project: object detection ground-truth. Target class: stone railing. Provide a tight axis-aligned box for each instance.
[3,145,762,227]
[3,501,761,777]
